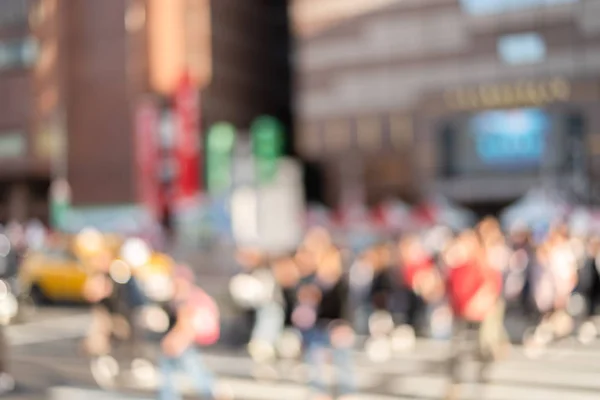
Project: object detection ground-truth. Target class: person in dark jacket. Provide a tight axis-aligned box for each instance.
[293,247,355,400]
[83,243,148,388]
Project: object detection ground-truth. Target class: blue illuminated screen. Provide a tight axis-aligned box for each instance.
[470,108,549,166]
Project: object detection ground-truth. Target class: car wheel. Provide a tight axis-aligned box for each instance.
[29,285,49,305]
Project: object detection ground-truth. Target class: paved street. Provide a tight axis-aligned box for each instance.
[4,307,600,399]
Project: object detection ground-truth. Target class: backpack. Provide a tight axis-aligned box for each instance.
[188,287,220,346]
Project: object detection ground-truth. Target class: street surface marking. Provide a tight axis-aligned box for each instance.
[47,383,414,400]
[7,314,90,346]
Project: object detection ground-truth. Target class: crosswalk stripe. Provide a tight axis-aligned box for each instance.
[44,339,600,400]
[48,386,152,400]
[7,314,90,346]
[389,376,600,400]
[47,381,418,400]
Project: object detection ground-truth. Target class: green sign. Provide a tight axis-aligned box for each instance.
[50,200,69,230]
[206,122,236,194]
[49,179,71,230]
[250,116,284,183]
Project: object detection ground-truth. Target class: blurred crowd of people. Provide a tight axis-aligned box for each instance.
[2,215,600,399]
[229,217,600,400]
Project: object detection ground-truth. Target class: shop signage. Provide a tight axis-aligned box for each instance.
[207,122,236,194]
[251,115,284,184]
[444,78,571,110]
[173,72,201,203]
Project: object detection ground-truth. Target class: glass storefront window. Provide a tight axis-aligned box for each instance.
[0,0,29,28]
[0,38,38,71]
[0,132,26,159]
[498,32,546,65]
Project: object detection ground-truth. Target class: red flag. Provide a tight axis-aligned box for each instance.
[174,72,201,204]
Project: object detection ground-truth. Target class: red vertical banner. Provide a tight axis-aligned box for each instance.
[174,72,201,205]
[135,99,161,220]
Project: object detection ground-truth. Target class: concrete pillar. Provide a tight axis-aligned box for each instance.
[338,154,365,209]
[8,183,30,222]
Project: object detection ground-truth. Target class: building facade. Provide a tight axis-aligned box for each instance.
[0,0,291,224]
[293,0,600,213]
[0,0,43,222]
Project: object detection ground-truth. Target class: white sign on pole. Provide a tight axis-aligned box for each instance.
[231,186,259,246]
[257,158,305,253]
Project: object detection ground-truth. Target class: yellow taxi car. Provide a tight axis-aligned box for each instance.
[19,232,174,303]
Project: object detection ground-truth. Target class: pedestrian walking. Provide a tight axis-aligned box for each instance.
[157,266,226,400]
[443,230,504,400]
[294,247,355,400]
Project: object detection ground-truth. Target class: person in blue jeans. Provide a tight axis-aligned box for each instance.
[293,247,355,400]
[158,267,227,400]
[158,347,216,400]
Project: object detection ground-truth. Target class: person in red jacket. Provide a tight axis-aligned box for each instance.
[443,230,504,400]
[398,235,445,331]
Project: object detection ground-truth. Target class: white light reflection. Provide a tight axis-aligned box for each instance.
[109,260,132,284]
[577,321,598,345]
[365,335,392,363]
[139,305,169,333]
[0,281,9,301]
[368,310,394,337]
[0,235,10,257]
[229,274,266,308]
[248,339,276,364]
[391,324,416,353]
[567,293,586,318]
[120,238,151,268]
[277,328,302,359]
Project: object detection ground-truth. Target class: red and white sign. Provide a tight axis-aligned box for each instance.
[135,99,161,220]
[174,72,202,204]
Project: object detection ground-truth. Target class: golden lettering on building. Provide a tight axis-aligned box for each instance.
[357,116,381,151]
[445,78,572,110]
[389,115,413,148]
[499,84,514,105]
[549,78,570,100]
[325,119,350,151]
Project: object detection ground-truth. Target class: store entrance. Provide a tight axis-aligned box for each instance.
[463,201,512,219]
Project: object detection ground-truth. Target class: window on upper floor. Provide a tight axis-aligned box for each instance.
[0,0,30,29]
[0,37,37,71]
[0,131,26,159]
[498,32,546,65]
[460,0,579,15]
